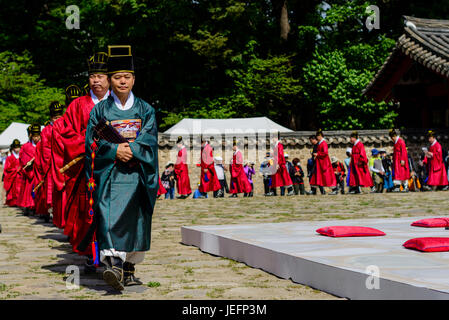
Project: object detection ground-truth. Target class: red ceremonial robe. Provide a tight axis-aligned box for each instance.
[174,146,192,195]
[157,176,167,195]
[3,153,22,206]
[51,117,67,229]
[199,142,221,193]
[17,142,36,208]
[32,139,48,216]
[229,149,252,194]
[392,137,410,181]
[60,95,95,254]
[349,140,373,187]
[271,141,292,188]
[40,123,55,208]
[427,140,448,186]
[310,139,336,187]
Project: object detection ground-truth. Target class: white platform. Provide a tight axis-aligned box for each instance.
[181,217,449,299]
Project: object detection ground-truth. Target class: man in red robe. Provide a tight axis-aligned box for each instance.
[17,124,41,215]
[199,137,221,197]
[34,101,65,222]
[426,130,448,190]
[174,136,192,199]
[229,139,252,197]
[349,131,373,194]
[389,129,411,192]
[311,129,337,194]
[32,131,47,219]
[51,86,83,229]
[3,139,22,207]
[269,135,293,196]
[59,53,110,271]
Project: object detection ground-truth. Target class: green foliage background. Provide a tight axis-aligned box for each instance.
[1,0,449,132]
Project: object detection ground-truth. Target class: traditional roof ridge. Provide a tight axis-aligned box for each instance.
[364,16,449,101]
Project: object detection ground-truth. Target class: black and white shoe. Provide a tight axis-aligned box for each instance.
[123,262,143,286]
[103,257,124,291]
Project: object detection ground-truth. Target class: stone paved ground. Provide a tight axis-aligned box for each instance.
[1,187,449,300]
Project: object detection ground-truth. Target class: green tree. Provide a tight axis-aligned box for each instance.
[0,51,64,131]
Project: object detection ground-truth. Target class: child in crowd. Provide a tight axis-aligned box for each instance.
[213,156,228,198]
[244,161,256,197]
[280,153,293,196]
[330,156,346,195]
[260,152,274,196]
[289,158,305,195]
[161,162,176,199]
[369,149,385,193]
[379,149,394,192]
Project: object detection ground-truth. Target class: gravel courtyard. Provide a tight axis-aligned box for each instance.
[1,188,448,300]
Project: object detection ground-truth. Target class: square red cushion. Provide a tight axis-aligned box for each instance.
[316,226,386,237]
[403,237,449,252]
[411,218,449,228]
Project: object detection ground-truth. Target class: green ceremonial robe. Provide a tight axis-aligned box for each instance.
[85,95,158,252]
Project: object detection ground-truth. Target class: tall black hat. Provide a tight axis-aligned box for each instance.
[176,136,183,144]
[29,123,41,135]
[107,45,134,74]
[49,101,64,117]
[87,52,108,75]
[350,131,359,138]
[316,128,324,137]
[233,138,238,146]
[65,84,83,104]
[10,139,21,150]
[389,128,397,138]
[427,130,436,138]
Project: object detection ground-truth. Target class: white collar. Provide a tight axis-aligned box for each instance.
[234,148,240,155]
[90,89,110,105]
[32,141,37,147]
[111,90,134,110]
[395,136,400,144]
[318,138,325,145]
[354,139,360,146]
[431,139,437,147]
[12,151,19,159]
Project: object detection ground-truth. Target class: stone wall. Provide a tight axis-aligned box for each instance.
[157,129,449,196]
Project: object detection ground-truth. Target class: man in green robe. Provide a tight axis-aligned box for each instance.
[85,45,158,291]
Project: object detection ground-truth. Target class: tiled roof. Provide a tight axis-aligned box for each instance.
[364,16,449,101]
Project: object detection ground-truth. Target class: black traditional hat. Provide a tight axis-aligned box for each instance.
[176,136,183,144]
[10,139,21,150]
[427,130,436,138]
[65,84,83,104]
[49,101,64,117]
[107,45,134,74]
[29,123,41,135]
[316,128,324,137]
[350,131,359,138]
[87,52,108,75]
[233,138,238,146]
[389,128,397,138]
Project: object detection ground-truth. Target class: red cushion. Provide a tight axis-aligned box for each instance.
[403,237,449,252]
[316,226,386,237]
[411,218,449,228]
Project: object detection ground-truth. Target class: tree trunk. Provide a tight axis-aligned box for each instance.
[271,0,291,41]
[279,0,290,41]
